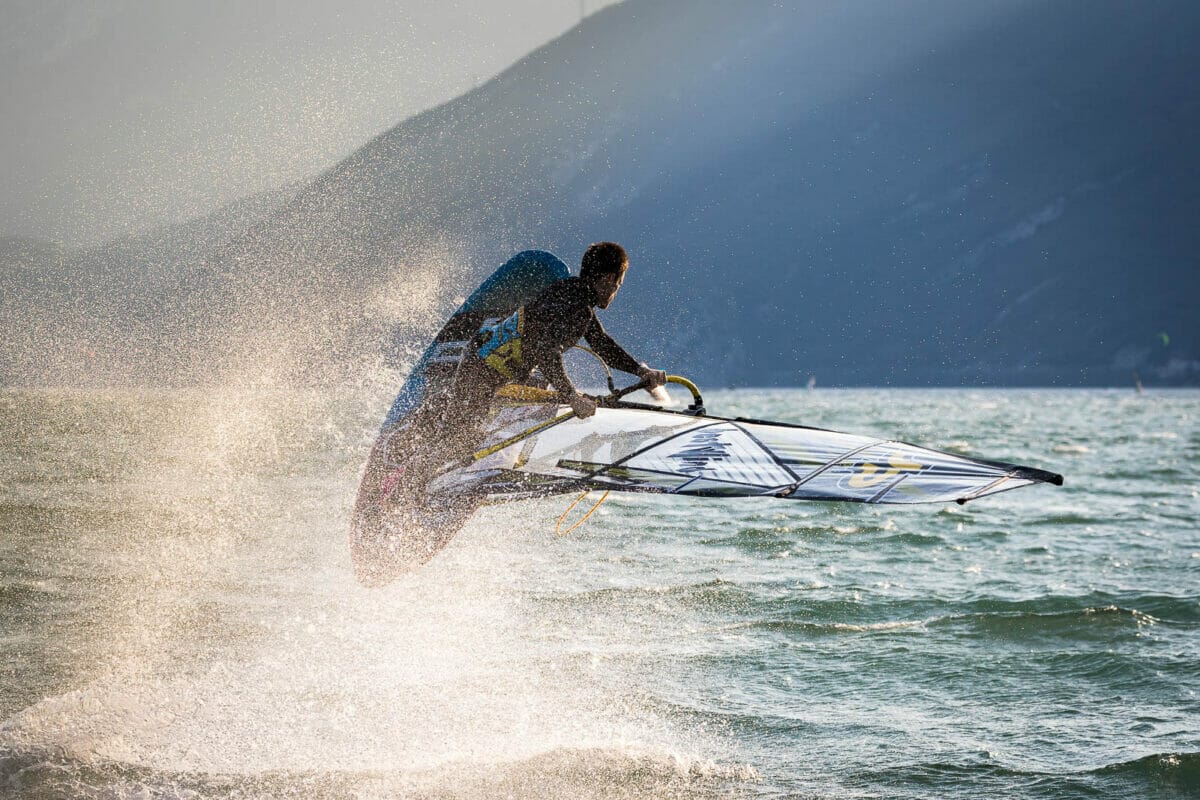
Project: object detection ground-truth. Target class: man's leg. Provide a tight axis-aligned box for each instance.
[391,356,499,502]
[436,356,501,466]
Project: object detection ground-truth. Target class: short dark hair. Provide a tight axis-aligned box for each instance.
[580,242,628,280]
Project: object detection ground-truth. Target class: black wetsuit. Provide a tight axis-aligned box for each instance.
[519,276,642,398]
[396,275,642,498]
[442,275,642,427]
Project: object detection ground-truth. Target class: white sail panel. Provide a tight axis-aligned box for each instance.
[436,406,1061,506]
[624,422,796,488]
[519,408,699,477]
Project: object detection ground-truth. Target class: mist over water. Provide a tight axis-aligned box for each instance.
[2,385,1197,798]
[0,378,743,799]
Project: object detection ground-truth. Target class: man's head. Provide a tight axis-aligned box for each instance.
[580,242,628,309]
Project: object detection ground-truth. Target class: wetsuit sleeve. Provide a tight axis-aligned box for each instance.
[519,281,584,401]
[584,314,642,376]
[536,349,578,402]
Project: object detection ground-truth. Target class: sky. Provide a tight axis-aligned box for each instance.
[0,0,619,247]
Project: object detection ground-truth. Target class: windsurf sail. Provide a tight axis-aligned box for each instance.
[426,381,1063,506]
[353,369,1062,586]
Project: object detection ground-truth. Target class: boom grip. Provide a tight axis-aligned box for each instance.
[665,375,703,408]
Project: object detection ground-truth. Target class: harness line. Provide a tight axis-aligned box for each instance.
[555,490,611,536]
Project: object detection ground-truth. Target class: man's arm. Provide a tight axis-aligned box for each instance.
[584,315,666,388]
[535,348,578,402]
[530,349,599,417]
[583,314,642,375]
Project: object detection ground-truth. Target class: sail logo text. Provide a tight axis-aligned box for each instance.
[669,430,733,474]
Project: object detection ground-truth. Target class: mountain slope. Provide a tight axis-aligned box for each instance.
[6,0,1197,386]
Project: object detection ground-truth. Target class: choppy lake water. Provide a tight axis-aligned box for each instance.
[1,386,1197,798]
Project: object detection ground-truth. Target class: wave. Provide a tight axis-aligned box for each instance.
[957,593,1200,625]
[1090,751,1200,793]
[541,578,753,609]
[1051,443,1092,454]
[1025,511,1112,527]
[847,751,1200,799]
[740,618,927,636]
[720,605,1173,644]
[875,531,947,546]
[0,743,759,800]
[539,584,1200,632]
[927,604,1168,642]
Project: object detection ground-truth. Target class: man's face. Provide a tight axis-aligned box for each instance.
[593,269,626,309]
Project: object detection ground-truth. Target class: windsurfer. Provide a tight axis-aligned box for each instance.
[393,242,665,501]
[445,241,665,425]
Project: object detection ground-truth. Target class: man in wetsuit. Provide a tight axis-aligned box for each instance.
[441,241,666,433]
[390,242,664,504]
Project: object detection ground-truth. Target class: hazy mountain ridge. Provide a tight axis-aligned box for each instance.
[0,182,299,384]
[3,0,1197,386]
